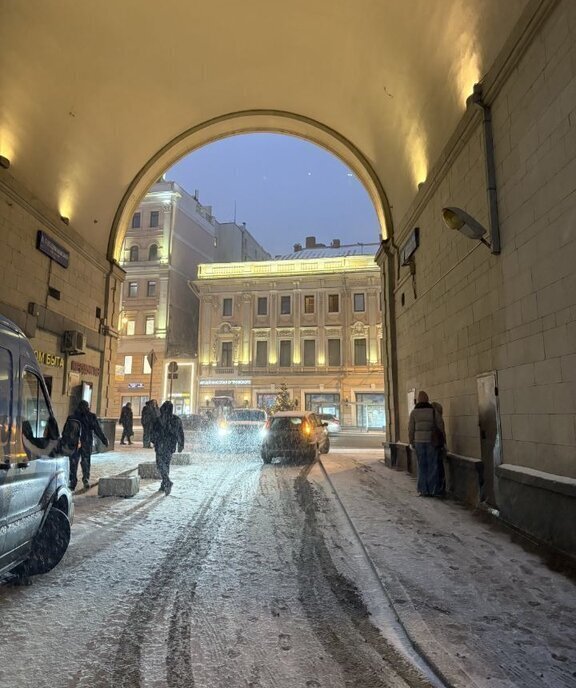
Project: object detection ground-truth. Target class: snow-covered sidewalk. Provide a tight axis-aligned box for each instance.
[321,450,576,688]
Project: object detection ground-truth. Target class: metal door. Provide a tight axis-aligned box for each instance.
[477,371,502,506]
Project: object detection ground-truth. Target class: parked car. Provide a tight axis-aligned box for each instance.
[0,315,74,580]
[215,408,267,450]
[319,413,341,434]
[260,411,329,464]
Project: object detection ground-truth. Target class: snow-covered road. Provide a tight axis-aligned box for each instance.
[0,448,575,688]
[0,450,439,688]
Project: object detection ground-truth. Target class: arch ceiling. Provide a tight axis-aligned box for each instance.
[0,0,528,257]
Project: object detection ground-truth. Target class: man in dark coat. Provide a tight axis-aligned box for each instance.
[69,400,108,490]
[119,402,134,445]
[141,399,159,448]
[150,401,184,495]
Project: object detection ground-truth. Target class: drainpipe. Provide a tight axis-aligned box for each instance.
[468,83,501,255]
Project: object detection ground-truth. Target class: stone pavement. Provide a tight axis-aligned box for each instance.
[321,450,576,688]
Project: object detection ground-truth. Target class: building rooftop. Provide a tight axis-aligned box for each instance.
[277,243,379,260]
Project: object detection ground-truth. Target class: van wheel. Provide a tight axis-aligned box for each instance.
[320,438,330,454]
[25,507,71,576]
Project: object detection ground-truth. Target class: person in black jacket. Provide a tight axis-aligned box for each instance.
[69,400,108,490]
[119,402,134,445]
[150,401,184,495]
[141,399,159,448]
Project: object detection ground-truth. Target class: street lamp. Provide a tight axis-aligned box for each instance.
[441,207,492,249]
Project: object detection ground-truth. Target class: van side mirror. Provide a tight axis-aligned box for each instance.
[322,422,329,427]
[46,416,60,441]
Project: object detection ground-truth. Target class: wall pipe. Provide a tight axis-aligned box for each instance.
[468,83,501,255]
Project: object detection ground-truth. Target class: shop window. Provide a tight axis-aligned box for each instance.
[328,294,339,312]
[354,338,367,365]
[257,297,268,316]
[279,340,292,367]
[129,245,139,262]
[353,293,365,312]
[280,295,291,315]
[150,210,159,227]
[304,295,315,314]
[221,341,233,367]
[128,282,138,298]
[328,338,341,366]
[255,340,267,367]
[222,298,233,316]
[131,212,141,229]
[303,340,315,366]
[124,355,133,374]
[147,281,156,297]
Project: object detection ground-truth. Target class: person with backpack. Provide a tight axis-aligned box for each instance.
[150,401,184,496]
[69,400,108,490]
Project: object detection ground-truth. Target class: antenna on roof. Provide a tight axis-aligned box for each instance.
[233,200,237,224]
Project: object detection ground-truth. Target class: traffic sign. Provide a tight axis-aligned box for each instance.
[147,350,158,367]
[168,361,178,373]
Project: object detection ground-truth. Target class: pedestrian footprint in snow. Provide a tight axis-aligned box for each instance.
[150,401,184,496]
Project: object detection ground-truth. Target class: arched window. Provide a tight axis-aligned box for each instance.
[148,244,158,261]
[129,245,139,262]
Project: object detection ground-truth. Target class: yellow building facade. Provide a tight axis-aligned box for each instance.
[195,253,385,429]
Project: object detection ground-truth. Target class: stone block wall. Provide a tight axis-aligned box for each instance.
[391,0,576,481]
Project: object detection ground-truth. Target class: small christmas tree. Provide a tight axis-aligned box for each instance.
[271,382,296,413]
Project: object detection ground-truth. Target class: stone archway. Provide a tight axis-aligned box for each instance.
[108,110,393,262]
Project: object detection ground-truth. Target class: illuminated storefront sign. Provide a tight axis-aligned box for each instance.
[34,350,64,368]
[198,379,251,386]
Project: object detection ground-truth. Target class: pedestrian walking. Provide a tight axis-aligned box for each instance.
[141,400,155,448]
[431,401,447,497]
[69,400,108,490]
[119,402,134,445]
[408,391,445,497]
[150,401,184,495]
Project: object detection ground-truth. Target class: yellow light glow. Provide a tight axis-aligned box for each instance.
[293,355,301,365]
[0,128,16,162]
[407,125,428,189]
[268,354,277,365]
[455,42,481,108]
[201,357,209,366]
[318,354,326,366]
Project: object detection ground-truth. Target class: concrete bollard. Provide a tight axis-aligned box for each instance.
[172,452,194,465]
[98,475,140,497]
[138,462,161,479]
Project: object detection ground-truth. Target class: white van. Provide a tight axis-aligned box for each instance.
[0,315,74,579]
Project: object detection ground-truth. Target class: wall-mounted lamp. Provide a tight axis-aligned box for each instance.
[0,155,10,170]
[442,207,492,249]
[60,215,70,225]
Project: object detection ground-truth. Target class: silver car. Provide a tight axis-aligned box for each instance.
[0,316,74,579]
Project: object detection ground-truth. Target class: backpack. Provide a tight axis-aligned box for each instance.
[58,416,82,456]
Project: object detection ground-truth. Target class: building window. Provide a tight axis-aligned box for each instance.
[150,210,159,227]
[145,316,155,335]
[131,212,141,229]
[222,298,233,316]
[148,244,158,261]
[255,340,267,367]
[328,338,341,366]
[129,245,139,262]
[126,320,135,336]
[328,294,339,313]
[354,338,367,365]
[303,339,316,366]
[280,295,291,315]
[124,355,133,374]
[353,293,365,312]
[143,356,151,374]
[257,297,268,316]
[128,282,138,298]
[304,295,315,314]
[147,281,156,297]
[221,341,233,367]
[279,340,292,367]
